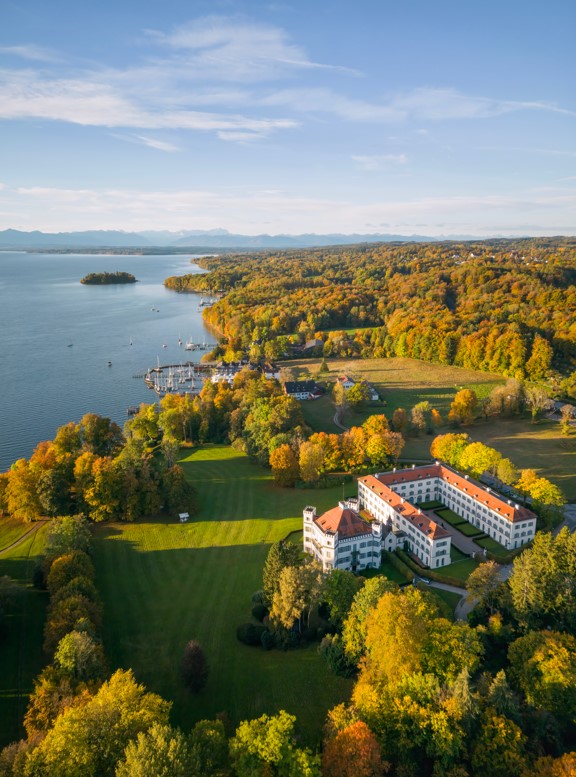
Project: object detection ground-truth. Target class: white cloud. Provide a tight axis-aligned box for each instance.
[146,16,360,82]
[0,70,297,134]
[352,154,408,171]
[132,135,180,152]
[0,44,59,62]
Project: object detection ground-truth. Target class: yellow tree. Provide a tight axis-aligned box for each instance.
[448,388,478,426]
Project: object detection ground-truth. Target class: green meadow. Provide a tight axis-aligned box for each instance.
[0,523,49,748]
[93,445,353,745]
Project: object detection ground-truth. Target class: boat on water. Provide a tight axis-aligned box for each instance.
[184,337,195,351]
[143,361,208,397]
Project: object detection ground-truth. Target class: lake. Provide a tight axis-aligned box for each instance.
[0,252,213,471]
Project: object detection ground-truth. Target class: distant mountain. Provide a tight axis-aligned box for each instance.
[0,227,444,251]
[0,229,153,249]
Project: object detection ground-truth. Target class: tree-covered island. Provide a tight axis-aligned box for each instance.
[80,271,137,285]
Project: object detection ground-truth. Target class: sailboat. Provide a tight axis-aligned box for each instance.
[185,337,194,351]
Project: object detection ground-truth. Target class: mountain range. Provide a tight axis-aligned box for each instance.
[0,228,444,250]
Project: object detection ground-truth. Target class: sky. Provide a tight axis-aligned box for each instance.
[0,0,575,237]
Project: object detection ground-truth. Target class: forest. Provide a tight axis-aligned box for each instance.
[165,238,576,391]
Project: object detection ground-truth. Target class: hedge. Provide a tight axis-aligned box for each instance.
[395,549,467,589]
[382,550,414,582]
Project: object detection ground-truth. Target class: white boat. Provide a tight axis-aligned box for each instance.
[184,337,194,351]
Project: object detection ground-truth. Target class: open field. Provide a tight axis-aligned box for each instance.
[286,356,504,422]
[428,587,463,616]
[466,419,576,501]
[93,445,352,745]
[286,357,576,501]
[0,524,49,748]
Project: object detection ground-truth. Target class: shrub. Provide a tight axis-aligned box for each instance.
[260,630,275,650]
[251,603,269,622]
[236,623,266,646]
[181,640,209,693]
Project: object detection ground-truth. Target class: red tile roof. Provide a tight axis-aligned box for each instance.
[370,464,536,524]
[358,474,450,540]
[314,506,373,539]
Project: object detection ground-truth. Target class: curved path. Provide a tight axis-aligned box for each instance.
[0,520,48,556]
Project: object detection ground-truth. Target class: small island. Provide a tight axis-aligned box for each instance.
[80,271,137,285]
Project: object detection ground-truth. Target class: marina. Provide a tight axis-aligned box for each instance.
[144,361,213,396]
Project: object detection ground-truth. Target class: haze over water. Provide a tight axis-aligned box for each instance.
[0,252,212,471]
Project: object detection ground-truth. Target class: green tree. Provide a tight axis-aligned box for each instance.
[80,413,124,456]
[24,669,170,777]
[181,640,209,694]
[54,630,106,683]
[347,383,372,411]
[466,561,502,614]
[262,541,301,607]
[470,710,527,777]
[44,515,92,565]
[457,441,502,478]
[229,711,320,777]
[322,570,365,630]
[508,528,576,632]
[116,723,193,777]
[188,719,230,777]
[508,630,576,722]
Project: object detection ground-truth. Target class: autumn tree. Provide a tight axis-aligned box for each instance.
[466,561,502,615]
[270,560,323,633]
[457,441,502,478]
[24,669,170,777]
[342,577,398,664]
[322,721,388,777]
[448,388,478,426]
[430,433,470,466]
[262,540,301,607]
[525,334,553,380]
[54,630,106,683]
[299,440,326,483]
[269,443,300,487]
[391,408,408,436]
[470,710,527,777]
[525,384,553,423]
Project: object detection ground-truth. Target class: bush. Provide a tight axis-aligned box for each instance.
[251,604,268,623]
[181,640,209,693]
[236,623,266,646]
[318,634,357,678]
[260,630,275,650]
[33,563,47,590]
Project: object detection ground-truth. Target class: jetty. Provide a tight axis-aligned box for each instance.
[144,361,214,397]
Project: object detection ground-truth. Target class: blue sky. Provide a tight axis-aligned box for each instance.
[0,0,574,236]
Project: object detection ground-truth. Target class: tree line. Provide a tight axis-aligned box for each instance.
[165,237,576,391]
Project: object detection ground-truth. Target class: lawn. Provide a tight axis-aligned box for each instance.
[443,546,480,583]
[428,587,463,617]
[0,524,49,749]
[92,445,352,746]
[300,395,341,434]
[453,521,484,538]
[475,536,511,561]
[285,356,503,424]
[466,419,576,501]
[0,517,35,552]
[434,508,465,527]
